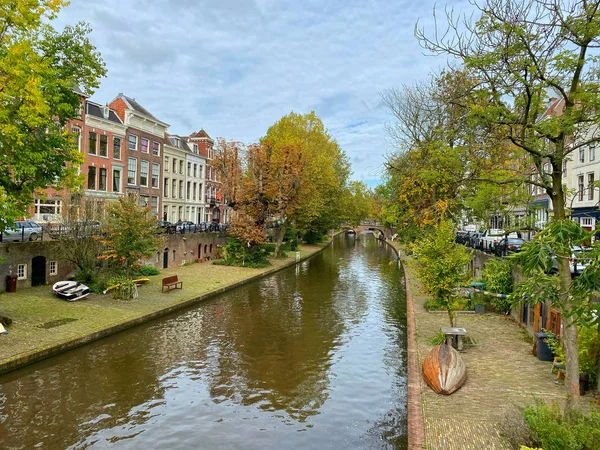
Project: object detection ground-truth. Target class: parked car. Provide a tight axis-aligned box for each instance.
[569,246,593,275]
[467,232,482,248]
[494,238,525,256]
[48,219,102,238]
[1,221,43,242]
[456,230,470,244]
[156,220,175,234]
[175,220,196,233]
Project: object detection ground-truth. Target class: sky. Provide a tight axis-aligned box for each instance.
[54,0,473,188]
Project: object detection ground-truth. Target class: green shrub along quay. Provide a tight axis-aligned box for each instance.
[0,243,327,375]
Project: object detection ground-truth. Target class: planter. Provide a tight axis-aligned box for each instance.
[534,332,554,361]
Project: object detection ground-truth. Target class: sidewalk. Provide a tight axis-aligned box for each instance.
[401,257,565,450]
[0,243,325,375]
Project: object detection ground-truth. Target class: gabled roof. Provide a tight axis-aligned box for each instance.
[189,129,212,139]
[86,101,123,124]
[72,84,89,98]
[113,93,168,126]
[537,97,565,122]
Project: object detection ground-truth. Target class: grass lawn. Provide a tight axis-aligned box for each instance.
[0,242,327,372]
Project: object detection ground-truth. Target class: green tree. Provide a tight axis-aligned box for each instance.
[417,0,600,404]
[99,195,164,279]
[0,0,106,230]
[411,219,472,326]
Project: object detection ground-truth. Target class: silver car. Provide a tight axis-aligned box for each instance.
[1,221,43,242]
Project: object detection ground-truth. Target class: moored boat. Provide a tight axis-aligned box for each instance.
[52,281,90,302]
[422,343,467,395]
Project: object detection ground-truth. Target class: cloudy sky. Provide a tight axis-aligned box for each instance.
[54,0,473,187]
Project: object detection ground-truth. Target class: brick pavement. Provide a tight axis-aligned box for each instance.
[402,260,565,449]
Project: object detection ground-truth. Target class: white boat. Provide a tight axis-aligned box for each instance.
[52,281,90,302]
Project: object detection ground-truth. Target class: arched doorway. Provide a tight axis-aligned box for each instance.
[198,244,202,258]
[163,248,169,269]
[32,256,46,286]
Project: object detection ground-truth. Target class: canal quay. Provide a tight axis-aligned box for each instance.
[0,233,408,449]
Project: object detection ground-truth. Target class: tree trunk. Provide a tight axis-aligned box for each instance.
[274,220,288,257]
[551,164,580,407]
[447,308,456,327]
[596,354,600,392]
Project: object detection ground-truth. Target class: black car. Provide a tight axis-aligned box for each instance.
[494,238,525,257]
[467,232,482,248]
[156,220,175,234]
[456,231,470,244]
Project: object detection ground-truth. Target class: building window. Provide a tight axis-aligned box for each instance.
[172,179,177,198]
[152,163,160,188]
[87,166,96,190]
[165,156,170,172]
[49,261,57,276]
[580,147,585,163]
[17,264,26,280]
[140,160,149,187]
[582,217,594,227]
[590,145,596,162]
[72,127,81,152]
[128,134,138,151]
[164,177,169,197]
[562,160,567,178]
[193,164,197,177]
[193,143,198,153]
[152,142,160,156]
[187,162,191,176]
[187,181,191,200]
[178,180,183,199]
[113,169,121,192]
[579,175,585,201]
[151,196,158,214]
[99,135,108,157]
[128,158,137,185]
[113,137,122,160]
[172,158,177,172]
[34,198,62,220]
[193,182,197,200]
[89,132,97,155]
[179,160,184,174]
[141,138,149,153]
[140,195,149,207]
[588,173,595,200]
[99,168,107,191]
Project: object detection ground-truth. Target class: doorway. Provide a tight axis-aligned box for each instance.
[32,255,46,286]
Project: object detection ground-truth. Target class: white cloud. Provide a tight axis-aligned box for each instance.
[54,0,474,185]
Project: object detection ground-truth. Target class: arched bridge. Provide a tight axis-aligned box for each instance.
[340,223,394,240]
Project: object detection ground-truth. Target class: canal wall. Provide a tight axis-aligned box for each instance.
[0,234,342,376]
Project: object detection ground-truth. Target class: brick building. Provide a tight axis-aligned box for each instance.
[109,94,168,217]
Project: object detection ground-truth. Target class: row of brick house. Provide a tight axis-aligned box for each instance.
[31,91,228,225]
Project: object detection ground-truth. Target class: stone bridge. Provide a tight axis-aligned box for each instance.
[340,224,394,240]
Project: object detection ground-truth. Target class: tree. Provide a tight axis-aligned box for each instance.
[411,219,472,327]
[99,195,164,279]
[262,111,347,255]
[417,0,600,404]
[0,0,106,230]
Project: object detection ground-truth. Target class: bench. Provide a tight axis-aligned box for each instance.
[162,275,183,293]
[441,327,468,351]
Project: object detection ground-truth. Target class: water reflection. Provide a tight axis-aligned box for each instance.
[0,234,407,450]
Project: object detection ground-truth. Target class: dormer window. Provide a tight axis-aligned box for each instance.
[101,105,110,120]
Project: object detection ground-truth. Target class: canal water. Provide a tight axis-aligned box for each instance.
[0,234,407,449]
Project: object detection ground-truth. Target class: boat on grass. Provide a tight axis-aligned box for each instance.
[422,343,467,395]
[52,281,90,302]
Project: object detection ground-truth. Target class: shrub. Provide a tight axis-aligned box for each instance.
[139,265,159,276]
[220,238,271,268]
[430,330,446,345]
[499,406,534,449]
[106,275,137,300]
[482,258,513,313]
[522,400,600,450]
[304,230,323,244]
[578,325,600,384]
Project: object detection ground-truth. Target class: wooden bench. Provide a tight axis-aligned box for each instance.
[162,275,183,293]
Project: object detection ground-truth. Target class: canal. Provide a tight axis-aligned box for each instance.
[0,233,407,449]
